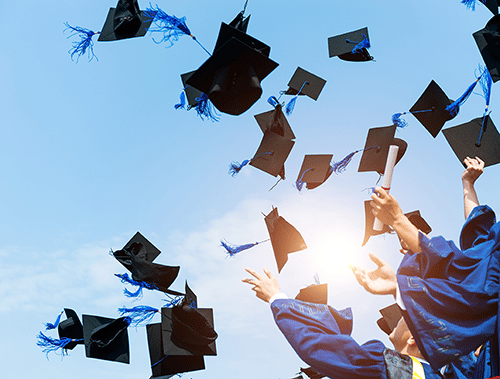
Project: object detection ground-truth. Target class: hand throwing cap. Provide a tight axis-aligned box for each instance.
[58,308,84,350]
[362,200,392,246]
[187,15,278,115]
[409,80,455,137]
[295,283,328,304]
[443,115,500,167]
[328,27,373,62]
[284,67,327,100]
[376,303,403,335]
[98,0,154,41]
[474,14,500,83]
[357,125,407,174]
[82,315,130,363]
[249,131,295,178]
[295,155,333,190]
[264,207,307,273]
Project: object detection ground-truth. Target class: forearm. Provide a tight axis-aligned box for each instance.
[462,179,479,220]
[393,215,421,253]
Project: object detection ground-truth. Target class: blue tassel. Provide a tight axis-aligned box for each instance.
[115,273,158,299]
[363,186,376,195]
[195,93,220,122]
[45,310,64,330]
[118,306,160,327]
[314,273,321,286]
[392,112,408,128]
[163,294,183,308]
[479,65,492,115]
[144,5,191,46]
[220,239,269,257]
[294,168,313,192]
[331,146,378,174]
[446,75,482,117]
[228,159,250,177]
[36,332,82,359]
[64,22,99,62]
[349,33,371,54]
[461,0,482,11]
[174,89,186,110]
[285,81,307,116]
[268,96,281,108]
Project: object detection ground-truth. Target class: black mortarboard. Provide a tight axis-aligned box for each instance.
[482,0,500,14]
[58,308,84,350]
[180,71,203,108]
[264,207,307,273]
[147,323,205,377]
[362,200,392,246]
[254,104,296,140]
[474,15,500,83]
[98,0,154,41]
[249,131,295,178]
[357,125,407,174]
[294,283,328,304]
[405,210,432,234]
[113,232,161,270]
[300,367,326,379]
[409,80,455,137]
[162,283,217,356]
[443,115,500,167]
[186,17,278,115]
[295,155,333,190]
[376,303,402,335]
[284,67,327,100]
[82,315,130,363]
[327,27,373,62]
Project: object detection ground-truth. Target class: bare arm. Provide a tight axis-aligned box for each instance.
[462,156,484,220]
[370,187,422,253]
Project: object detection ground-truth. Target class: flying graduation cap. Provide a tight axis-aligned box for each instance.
[175,71,220,122]
[295,155,334,191]
[282,67,327,115]
[64,0,155,61]
[462,0,500,14]
[265,207,307,273]
[376,303,403,335]
[327,27,373,62]
[187,6,279,115]
[443,115,500,167]
[474,14,500,82]
[112,232,182,298]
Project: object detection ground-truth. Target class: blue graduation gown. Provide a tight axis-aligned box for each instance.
[271,298,444,379]
[397,205,500,373]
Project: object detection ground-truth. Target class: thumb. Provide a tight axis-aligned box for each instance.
[369,251,387,268]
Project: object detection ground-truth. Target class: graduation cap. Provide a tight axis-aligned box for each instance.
[295,155,333,191]
[229,131,294,179]
[443,115,500,167]
[175,71,220,122]
[362,203,432,246]
[357,125,407,174]
[58,309,84,350]
[283,67,327,115]
[394,80,456,137]
[463,0,499,14]
[187,11,278,115]
[264,207,307,273]
[474,14,500,83]
[98,0,154,41]
[254,102,296,140]
[327,27,373,62]
[113,233,181,297]
[376,303,403,335]
[147,322,205,377]
[82,315,131,364]
[295,283,328,304]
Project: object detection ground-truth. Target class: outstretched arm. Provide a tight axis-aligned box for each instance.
[370,187,421,253]
[351,252,397,297]
[242,267,281,303]
[462,156,484,220]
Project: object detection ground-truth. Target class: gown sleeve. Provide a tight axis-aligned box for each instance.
[271,298,386,379]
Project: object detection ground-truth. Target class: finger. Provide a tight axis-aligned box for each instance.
[476,156,485,167]
[242,278,256,285]
[245,267,262,280]
[263,267,273,279]
[369,251,387,268]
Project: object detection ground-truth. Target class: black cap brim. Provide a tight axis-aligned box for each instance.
[443,115,500,168]
[474,15,500,83]
[405,210,432,234]
[328,27,372,62]
[254,106,295,140]
[181,71,203,108]
[58,308,84,350]
[98,8,154,42]
[377,303,402,335]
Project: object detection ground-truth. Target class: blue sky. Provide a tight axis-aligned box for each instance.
[1,0,499,378]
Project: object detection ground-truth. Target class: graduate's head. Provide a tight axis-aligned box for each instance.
[389,317,423,358]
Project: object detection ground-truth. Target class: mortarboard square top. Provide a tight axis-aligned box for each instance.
[328,27,373,62]
[443,115,500,168]
[213,21,270,57]
[295,283,328,304]
[82,314,130,364]
[296,155,333,190]
[409,80,455,137]
[254,105,296,140]
[264,207,307,273]
[285,67,327,100]
[98,0,154,41]
[377,303,402,335]
[474,14,500,83]
[357,125,407,174]
[249,131,295,178]
[147,323,205,377]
